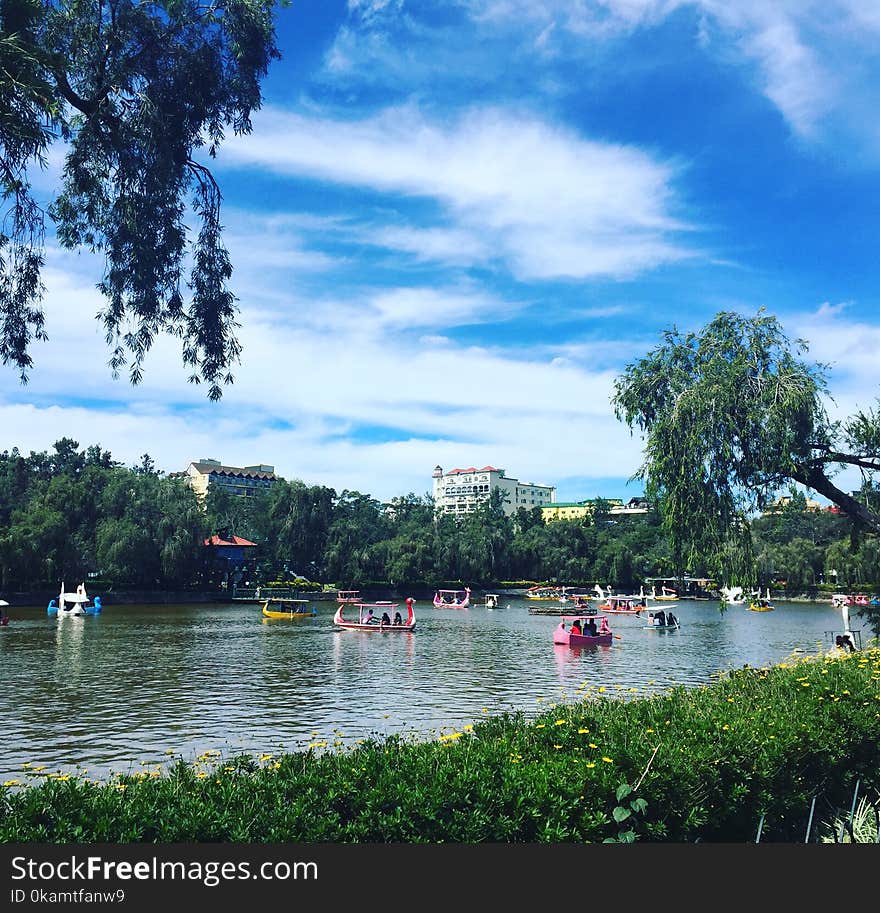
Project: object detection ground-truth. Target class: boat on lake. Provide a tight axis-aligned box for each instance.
[719,586,747,605]
[48,583,102,617]
[553,614,613,647]
[526,585,561,601]
[433,587,471,608]
[484,593,502,608]
[333,597,415,632]
[597,595,645,615]
[262,598,317,619]
[0,599,8,627]
[644,608,680,629]
[336,590,361,604]
[652,586,680,602]
[748,598,774,612]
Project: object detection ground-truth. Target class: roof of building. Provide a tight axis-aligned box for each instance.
[204,534,257,547]
[189,461,277,480]
[444,465,500,475]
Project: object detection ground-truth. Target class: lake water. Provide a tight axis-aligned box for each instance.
[0,597,856,783]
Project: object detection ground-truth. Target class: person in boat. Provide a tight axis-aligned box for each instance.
[364,608,376,625]
[380,611,392,626]
[653,609,666,626]
[598,616,611,635]
[665,612,678,627]
[570,618,582,635]
[393,611,403,625]
[584,617,598,637]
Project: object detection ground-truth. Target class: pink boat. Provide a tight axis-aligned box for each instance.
[553,614,614,647]
[333,597,416,632]
[433,587,471,608]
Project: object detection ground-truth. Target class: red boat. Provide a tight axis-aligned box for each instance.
[333,597,416,632]
[553,614,613,647]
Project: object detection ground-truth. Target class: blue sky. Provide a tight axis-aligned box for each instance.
[4,0,880,503]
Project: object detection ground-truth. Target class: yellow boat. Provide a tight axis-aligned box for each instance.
[748,600,774,612]
[262,598,317,619]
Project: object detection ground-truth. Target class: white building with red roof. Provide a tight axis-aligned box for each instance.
[432,465,555,517]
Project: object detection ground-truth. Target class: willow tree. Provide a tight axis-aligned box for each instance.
[1,0,281,398]
[612,310,880,589]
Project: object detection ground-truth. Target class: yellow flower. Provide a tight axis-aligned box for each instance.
[554,719,567,726]
[578,728,590,734]
[645,728,654,734]
[585,762,596,769]
[196,772,208,779]
[535,723,546,729]
[601,757,614,764]
[463,724,474,731]
[589,743,598,749]
[3,780,21,787]
[553,745,563,750]
[722,725,729,731]
[307,740,327,749]
[598,687,606,693]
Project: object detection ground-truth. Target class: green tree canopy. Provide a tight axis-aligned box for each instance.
[1,0,281,398]
[613,309,880,583]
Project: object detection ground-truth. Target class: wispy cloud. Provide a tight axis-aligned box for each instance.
[323,1,879,151]
[1,249,643,499]
[221,103,695,280]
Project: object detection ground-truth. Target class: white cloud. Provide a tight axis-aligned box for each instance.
[326,1,879,151]
[1,252,644,501]
[221,104,694,280]
[792,303,880,410]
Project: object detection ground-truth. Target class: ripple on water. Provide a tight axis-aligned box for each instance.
[1,599,846,781]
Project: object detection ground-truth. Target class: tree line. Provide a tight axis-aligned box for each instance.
[2,438,879,601]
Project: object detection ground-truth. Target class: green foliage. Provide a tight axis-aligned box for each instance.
[614,309,880,587]
[2,648,877,842]
[1,0,282,397]
[6,438,880,631]
[818,796,879,843]
[603,782,649,843]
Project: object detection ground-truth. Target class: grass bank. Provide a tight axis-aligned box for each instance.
[2,648,878,843]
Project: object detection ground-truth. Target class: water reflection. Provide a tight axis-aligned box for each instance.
[0,597,850,782]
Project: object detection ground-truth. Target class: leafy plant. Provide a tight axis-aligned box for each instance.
[818,796,879,843]
[604,782,649,843]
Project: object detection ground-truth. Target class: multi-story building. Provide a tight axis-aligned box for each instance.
[172,458,279,500]
[541,499,622,522]
[542,497,649,523]
[432,465,555,517]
